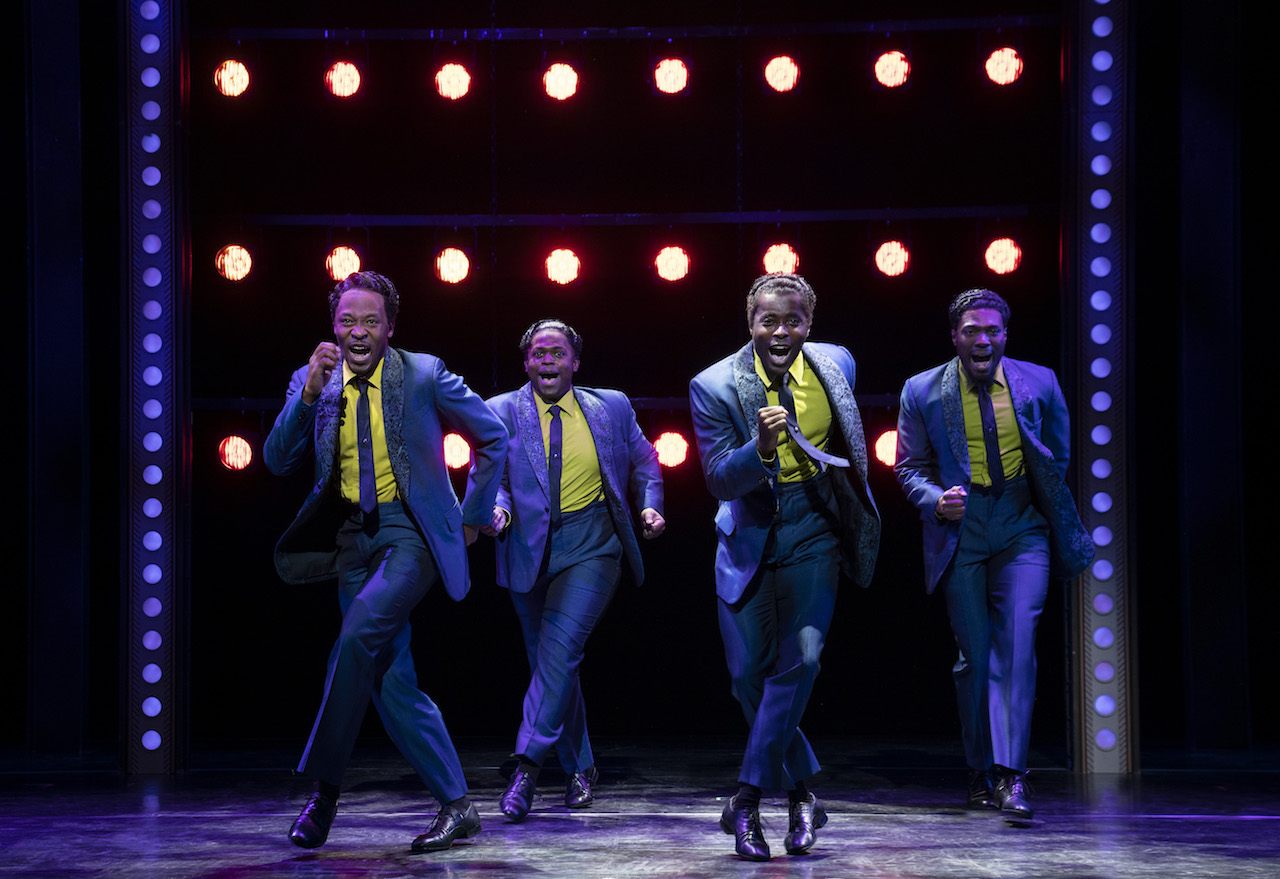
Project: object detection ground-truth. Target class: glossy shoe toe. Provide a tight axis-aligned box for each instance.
[565,765,599,809]
[719,796,770,861]
[289,792,337,849]
[992,765,1034,824]
[783,793,827,855]
[500,769,536,822]
[411,802,481,852]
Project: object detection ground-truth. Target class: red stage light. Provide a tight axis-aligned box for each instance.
[985,48,1024,85]
[544,63,579,100]
[326,246,361,281]
[219,435,253,471]
[654,246,690,281]
[654,432,689,467]
[654,58,689,94]
[436,248,470,284]
[435,63,471,100]
[545,249,581,284]
[874,240,910,277]
[324,61,361,97]
[874,430,897,467]
[764,56,800,92]
[214,60,249,97]
[215,245,252,281]
[443,433,471,470]
[874,51,911,88]
[985,237,1023,274]
[763,243,799,274]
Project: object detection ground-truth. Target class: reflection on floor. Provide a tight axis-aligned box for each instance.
[2,738,1278,878]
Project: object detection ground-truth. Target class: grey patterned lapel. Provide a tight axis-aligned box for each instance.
[516,383,550,497]
[941,358,970,475]
[1002,358,1053,461]
[731,343,766,440]
[313,365,346,484]
[380,349,411,494]
[576,389,626,518]
[804,344,870,481]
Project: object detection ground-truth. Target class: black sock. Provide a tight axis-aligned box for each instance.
[317,781,340,801]
[516,756,541,780]
[446,795,471,812]
[789,781,810,804]
[735,783,762,809]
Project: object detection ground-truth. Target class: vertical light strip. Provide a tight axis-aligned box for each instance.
[126,0,181,774]
[1075,0,1133,773]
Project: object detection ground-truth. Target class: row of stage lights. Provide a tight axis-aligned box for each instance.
[212,47,1026,100]
[217,424,907,473]
[213,237,1026,285]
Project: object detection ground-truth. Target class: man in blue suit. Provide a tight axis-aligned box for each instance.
[689,273,880,861]
[470,318,665,821]
[264,271,508,852]
[895,288,1094,823]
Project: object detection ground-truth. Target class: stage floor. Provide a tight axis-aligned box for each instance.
[2,738,1278,878]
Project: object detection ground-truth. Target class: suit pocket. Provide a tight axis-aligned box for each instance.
[444,502,462,532]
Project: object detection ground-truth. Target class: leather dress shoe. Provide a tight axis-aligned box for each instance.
[719,795,770,861]
[565,765,599,809]
[783,793,827,855]
[411,801,481,852]
[992,765,1034,823]
[500,768,536,821]
[967,768,998,809]
[289,792,337,849]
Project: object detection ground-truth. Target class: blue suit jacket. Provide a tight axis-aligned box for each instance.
[894,356,1095,592]
[689,342,881,604]
[263,347,508,601]
[469,383,664,593]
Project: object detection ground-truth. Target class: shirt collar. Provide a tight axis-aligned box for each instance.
[958,360,1007,395]
[342,357,384,389]
[752,347,806,388]
[534,386,579,419]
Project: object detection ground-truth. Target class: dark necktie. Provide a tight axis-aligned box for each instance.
[355,379,377,516]
[977,384,1005,497]
[548,404,563,528]
[776,374,849,470]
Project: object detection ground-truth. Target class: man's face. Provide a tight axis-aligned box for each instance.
[750,288,812,382]
[524,328,579,403]
[951,307,1007,385]
[333,288,394,379]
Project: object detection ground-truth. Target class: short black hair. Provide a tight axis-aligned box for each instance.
[948,288,1010,329]
[328,271,400,323]
[745,273,816,326]
[519,318,583,358]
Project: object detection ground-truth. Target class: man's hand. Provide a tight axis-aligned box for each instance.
[935,485,968,521]
[756,405,788,457]
[463,524,479,546]
[302,342,341,404]
[640,508,666,539]
[480,506,508,537]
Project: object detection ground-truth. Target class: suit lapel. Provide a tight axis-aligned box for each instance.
[516,383,550,497]
[941,358,970,475]
[380,349,411,494]
[576,389,628,525]
[731,343,766,440]
[803,344,870,481]
[313,366,346,487]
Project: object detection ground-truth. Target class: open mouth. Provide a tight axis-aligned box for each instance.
[768,344,791,358]
[348,343,371,358]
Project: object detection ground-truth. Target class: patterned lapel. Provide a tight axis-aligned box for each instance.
[803,343,870,481]
[313,365,345,486]
[941,358,970,476]
[312,349,410,492]
[1002,358,1054,462]
[515,383,550,498]
[575,388,627,522]
[730,343,766,440]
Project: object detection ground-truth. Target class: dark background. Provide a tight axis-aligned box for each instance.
[15,0,1263,770]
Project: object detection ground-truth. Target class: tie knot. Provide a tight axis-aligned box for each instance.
[549,404,562,417]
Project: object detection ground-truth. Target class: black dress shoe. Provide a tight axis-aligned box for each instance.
[565,765,599,809]
[783,793,828,855]
[719,795,770,861]
[992,765,1034,823]
[500,768,536,821]
[289,792,337,849]
[967,768,998,809]
[411,801,481,852]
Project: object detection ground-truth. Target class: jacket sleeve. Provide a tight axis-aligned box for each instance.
[689,373,778,501]
[432,361,509,527]
[263,366,315,477]
[1038,370,1072,481]
[894,377,945,520]
[621,400,664,514]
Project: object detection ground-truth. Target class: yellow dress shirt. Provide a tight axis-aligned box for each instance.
[338,359,399,505]
[753,351,833,484]
[536,390,604,513]
[959,362,1025,487]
